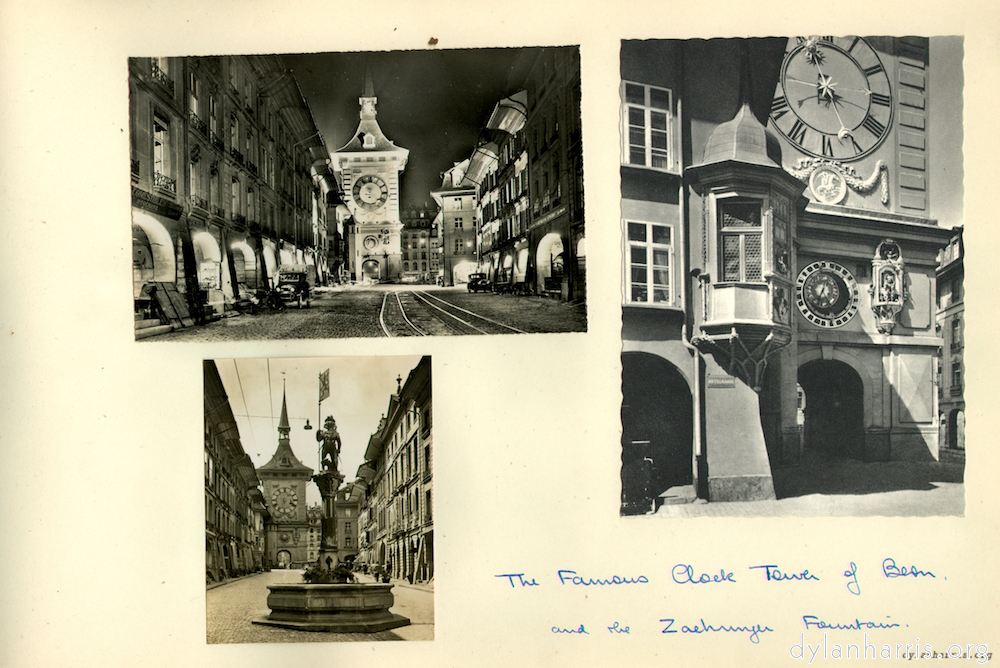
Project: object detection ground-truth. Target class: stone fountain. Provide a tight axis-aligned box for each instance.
[254,416,410,633]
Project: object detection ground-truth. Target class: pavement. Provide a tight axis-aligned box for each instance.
[650,450,965,518]
[206,568,434,644]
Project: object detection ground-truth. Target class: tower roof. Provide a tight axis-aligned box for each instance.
[333,73,408,155]
[258,389,313,475]
[695,102,783,169]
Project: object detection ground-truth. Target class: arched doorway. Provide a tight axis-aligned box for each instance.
[362,259,380,282]
[536,233,565,293]
[948,409,965,450]
[621,352,693,515]
[798,360,865,460]
[131,214,175,297]
[230,241,258,290]
[277,550,291,568]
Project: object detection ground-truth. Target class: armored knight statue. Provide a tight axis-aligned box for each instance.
[318,416,342,472]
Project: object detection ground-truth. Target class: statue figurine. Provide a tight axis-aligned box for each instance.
[318,416,342,472]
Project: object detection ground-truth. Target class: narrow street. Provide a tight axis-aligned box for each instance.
[146,285,586,341]
[207,569,434,644]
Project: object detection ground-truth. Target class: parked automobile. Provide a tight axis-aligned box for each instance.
[467,273,491,293]
[276,267,312,308]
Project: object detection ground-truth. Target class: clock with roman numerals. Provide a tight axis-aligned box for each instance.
[770,36,893,161]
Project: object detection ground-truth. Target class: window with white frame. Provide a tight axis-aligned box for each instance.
[718,200,763,282]
[625,220,672,304]
[621,81,672,170]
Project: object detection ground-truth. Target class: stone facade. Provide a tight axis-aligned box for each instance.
[130,56,341,338]
[356,357,433,583]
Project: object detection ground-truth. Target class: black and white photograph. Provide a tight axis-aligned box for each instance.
[6,1,1000,666]
[131,47,586,341]
[205,355,433,642]
[619,37,966,517]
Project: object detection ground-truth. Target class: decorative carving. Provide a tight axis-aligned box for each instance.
[869,239,907,334]
[788,158,889,205]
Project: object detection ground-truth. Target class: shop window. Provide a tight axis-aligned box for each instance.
[621,81,672,170]
[625,220,672,304]
[718,200,763,282]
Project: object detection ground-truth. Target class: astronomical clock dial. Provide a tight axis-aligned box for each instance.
[796,261,860,328]
[362,235,379,251]
[270,486,298,520]
[352,174,389,211]
[770,36,893,161]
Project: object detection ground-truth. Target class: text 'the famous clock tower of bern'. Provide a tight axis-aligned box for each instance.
[256,390,313,568]
[331,72,409,283]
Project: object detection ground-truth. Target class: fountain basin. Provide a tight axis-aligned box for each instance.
[253,583,410,633]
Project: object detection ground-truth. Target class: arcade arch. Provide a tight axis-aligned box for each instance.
[621,351,693,515]
[536,233,564,290]
[131,213,176,294]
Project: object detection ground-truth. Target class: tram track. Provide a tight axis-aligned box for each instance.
[378,290,528,336]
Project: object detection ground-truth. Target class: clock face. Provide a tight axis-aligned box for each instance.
[770,36,893,161]
[363,235,378,251]
[795,261,860,328]
[352,175,389,211]
[271,486,298,521]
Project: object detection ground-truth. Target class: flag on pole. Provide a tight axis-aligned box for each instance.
[319,369,330,402]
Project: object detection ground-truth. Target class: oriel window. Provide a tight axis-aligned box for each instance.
[718,200,763,283]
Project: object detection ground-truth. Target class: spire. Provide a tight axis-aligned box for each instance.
[363,63,375,98]
[278,389,290,436]
[359,65,377,120]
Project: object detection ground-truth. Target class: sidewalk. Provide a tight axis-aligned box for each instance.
[353,571,435,593]
[650,454,965,518]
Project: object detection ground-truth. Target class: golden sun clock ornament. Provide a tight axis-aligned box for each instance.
[770,36,893,161]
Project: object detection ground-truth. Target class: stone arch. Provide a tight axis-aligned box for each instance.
[192,231,222,290]
[230,241,258,289]
[516,247,529,282]
[536,232,565,290]
[948,408,965,450]
[797,347,879,429]
[621,351,693,515]
[131,212,175,290]
[798,359,866,460]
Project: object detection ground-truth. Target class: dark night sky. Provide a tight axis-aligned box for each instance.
[281,48,539,210]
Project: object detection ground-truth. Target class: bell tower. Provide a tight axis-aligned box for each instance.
[331,69,409,282]
[257,389,313,568]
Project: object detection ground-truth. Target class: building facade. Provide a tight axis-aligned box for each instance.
[937,227,965,462]
[468,92,531,290]
[356,357,433,584]
[431,161,478,286]
[204,360,267,581]
[332,74,408,283]
[620,38,956,514]
[131,56,339,338]
[400,204,437,283]
[256,391,314,567]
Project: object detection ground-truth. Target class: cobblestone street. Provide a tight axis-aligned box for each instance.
[207,569,434,644]
[147,285,585,341]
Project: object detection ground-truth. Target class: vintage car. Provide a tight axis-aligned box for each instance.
[467,273,491,293]
[276,268,312,308]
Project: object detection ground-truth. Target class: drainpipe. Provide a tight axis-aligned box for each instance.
[676,88,707,500]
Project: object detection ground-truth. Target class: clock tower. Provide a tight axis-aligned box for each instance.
[257,390,313,568]
[332,71,409,282]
